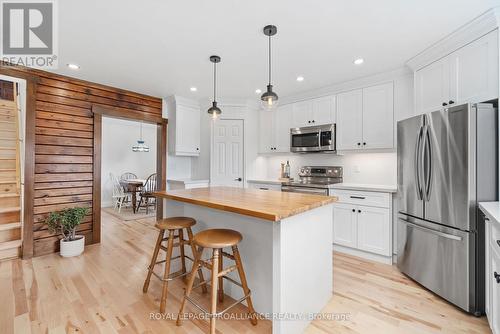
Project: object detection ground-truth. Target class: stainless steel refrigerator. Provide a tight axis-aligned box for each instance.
[397,103,498,315]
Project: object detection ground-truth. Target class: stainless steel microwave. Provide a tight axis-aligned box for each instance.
[290,124,336,153]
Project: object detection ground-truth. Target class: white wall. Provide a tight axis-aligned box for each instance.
[191,100,263,185]
[261,152,397,185]
[101,117,157,207]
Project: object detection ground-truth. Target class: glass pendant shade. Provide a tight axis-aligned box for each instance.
[260,84,279,111]
[132,123,149,152]
[208,101,222,120]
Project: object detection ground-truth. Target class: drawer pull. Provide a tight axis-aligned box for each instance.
[259,187,269,190]
[495,272,500,284]
[350,196,366,200]
[497,240,500,248]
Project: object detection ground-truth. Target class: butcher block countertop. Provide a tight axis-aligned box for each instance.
[154,186,337,221]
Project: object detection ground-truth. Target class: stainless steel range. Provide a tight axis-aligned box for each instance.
[282,166,343,196]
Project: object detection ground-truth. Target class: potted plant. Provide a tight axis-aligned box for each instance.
[45,207,90,257]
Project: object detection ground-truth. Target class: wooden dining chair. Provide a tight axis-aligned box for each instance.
[137,173,157,214]
[110,173,127,213]
[120,172,138,205]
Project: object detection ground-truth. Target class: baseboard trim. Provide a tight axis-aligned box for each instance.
[333,244,393,265]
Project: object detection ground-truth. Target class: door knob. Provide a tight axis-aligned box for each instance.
[234,177,242,182]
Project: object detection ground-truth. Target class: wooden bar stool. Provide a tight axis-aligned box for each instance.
[176,228,258,333]
[143,217,207,313]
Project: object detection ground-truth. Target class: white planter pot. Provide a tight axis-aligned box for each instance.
[60,235,85,257]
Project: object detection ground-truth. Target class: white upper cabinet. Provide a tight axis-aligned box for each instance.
[450,30,498,105]
[291,96,335,128]
[336,89,363,150]
[165,96,201,156]
[274,104,292,152]
[258,109,274,154]
[291,100,313,128]
[258,104,292,154]
[312,96,336,126]
[415,58,450,113]
[362,82,394,149]
[337,83,394,151]
[415,29,498,114]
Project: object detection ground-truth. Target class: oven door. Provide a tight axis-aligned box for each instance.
[282,185,328,196]
[290,128,320,152]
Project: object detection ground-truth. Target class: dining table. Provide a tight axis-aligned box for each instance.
[119,179,146,213]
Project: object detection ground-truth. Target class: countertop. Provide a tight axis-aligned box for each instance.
[479,202,500,224]
[329,183,397,193]
[167,178,209,184]
[247,179,397,193]
[154,186,337,221]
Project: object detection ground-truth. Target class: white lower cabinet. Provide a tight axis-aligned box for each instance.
[331,189,393,262]
[357,206,391,256]
[332,204,357,248]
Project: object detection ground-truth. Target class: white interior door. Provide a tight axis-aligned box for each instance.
[211,119,244,187]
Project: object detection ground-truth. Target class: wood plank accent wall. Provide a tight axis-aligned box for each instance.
[0,64,163,257]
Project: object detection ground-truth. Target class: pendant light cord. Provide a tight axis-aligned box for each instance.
[213,62,216,102]
[268,35,272,85]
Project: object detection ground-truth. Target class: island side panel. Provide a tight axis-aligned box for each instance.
[272,204,333,334]
[164,199,274,314]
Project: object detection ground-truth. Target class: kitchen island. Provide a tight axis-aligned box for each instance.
[154,186,336,334]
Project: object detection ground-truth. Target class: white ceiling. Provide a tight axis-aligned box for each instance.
[53,0,498,100]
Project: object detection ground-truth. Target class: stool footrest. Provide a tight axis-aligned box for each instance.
[217,265,237,278]
[221,251,235,260]
[151,269,190,282]
[183,291,251,318]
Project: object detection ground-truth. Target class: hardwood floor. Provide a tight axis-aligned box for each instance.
[0,210,491,333]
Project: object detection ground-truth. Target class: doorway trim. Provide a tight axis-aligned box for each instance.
[91,105,167,244]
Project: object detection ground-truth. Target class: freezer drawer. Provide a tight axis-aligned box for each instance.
[397,216,471,311]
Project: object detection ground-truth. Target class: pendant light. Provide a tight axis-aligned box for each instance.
[207,55,222,120]
[261,25,278,111]
[132,122,149,152]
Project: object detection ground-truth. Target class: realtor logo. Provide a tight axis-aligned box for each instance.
[1,0,58,68]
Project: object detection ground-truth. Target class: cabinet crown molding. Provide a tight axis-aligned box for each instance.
[406,7,500,71]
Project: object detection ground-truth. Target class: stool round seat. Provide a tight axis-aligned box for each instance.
[155,217,196,230]
[193,229,242,248]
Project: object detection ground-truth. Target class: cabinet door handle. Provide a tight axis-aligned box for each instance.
[350,196,366,199]
[312,120,315,123]
[363,142,366,146]
[497,240,500,248]
[448,100,454,105]
[358,210,361,213]
[357,142,361,146]
[196,148,199,151]
[352,209,355,212]
[495,272,500,284]
[308,121,311,124]
[442,102,448,106]
[234,177,242,182]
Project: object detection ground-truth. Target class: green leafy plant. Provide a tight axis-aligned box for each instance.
[45,207,90,241]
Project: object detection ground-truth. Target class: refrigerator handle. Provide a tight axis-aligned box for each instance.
[415,125,424,200]
[422,124,432,201]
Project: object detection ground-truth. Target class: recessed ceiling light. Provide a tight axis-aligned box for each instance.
[296,76,304,82]
[354,58,364,65]
[67,63,80,70]
[255,89,262,94]
[190,87,197,92]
